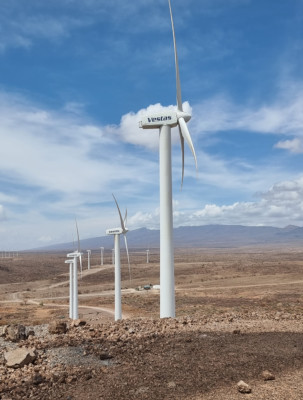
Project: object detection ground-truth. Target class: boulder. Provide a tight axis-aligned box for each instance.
[0,325,9,337]
[237,380,252,393]
[262,370,275,381]
[4,325,27,342]
[48,321,68,334]
[4,347,37,369]
[71,319,87,328]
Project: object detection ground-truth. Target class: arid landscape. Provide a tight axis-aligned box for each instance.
[1,245,303,399]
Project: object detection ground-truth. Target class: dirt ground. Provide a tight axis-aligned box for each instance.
[1,246,303,399]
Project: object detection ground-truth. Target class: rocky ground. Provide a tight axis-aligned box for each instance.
[1,312,303,400]
[1,248,303,399]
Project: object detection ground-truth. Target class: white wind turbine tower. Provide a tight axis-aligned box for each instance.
[139,0,197,318]
[87,250,91,270]
[65,259,75,319]
[146,249,150,264]
[65,253,79,320]
[100,247,104,266]
[66,219,83,320]
[106,194,131,321]
[112,248,115,265]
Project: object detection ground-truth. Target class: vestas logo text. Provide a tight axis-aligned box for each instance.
[147,116,172,123]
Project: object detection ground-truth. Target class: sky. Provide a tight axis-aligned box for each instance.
[0,0,303,250]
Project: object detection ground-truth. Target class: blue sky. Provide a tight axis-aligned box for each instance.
[0,0,303,250]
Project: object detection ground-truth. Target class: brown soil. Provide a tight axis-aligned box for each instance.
[1,246,303,399]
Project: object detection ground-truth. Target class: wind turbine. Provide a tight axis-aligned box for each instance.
[106,194,131,321]
[139,0,197,318]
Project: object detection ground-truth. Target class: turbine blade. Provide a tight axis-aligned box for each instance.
[112,194,126,231]
[79,254,83,278]
[178,124,185,188]
[124,235,131,283]
[179,117,198,171]
[124,208,128,226]
[75,218,80,252]
[168,0,183,112]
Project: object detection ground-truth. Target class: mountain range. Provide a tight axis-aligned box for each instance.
[31,224,303,252]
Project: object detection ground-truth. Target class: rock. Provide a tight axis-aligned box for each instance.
[27,329,35,337]
[48,321,68,334]
[32,373,44,385]
[167,381,176,388]
[233,329,241,335]
[71,319,87,328]
[262,370,275,381]
[4,347,37,369]
[237,380,252,393]
[0,325,9,337]
[4,325,27,342]
[99,352,113,360]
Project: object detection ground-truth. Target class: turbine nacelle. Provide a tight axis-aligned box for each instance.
[139,112,177,129]
[139,110,191,130]
[106,227,125,235]
[176,111,191,123]
[67,251,81,258]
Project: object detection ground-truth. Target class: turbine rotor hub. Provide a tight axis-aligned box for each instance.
[176,111,191,123]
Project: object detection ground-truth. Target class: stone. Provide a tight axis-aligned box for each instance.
[27,329,35,337]
[32,373,44,385]
[4,347,37,369]
[0,325,9,337]
[237,380,252,393]
[262,370,275,381]
[71,319,87,328]
[48,321,68,334]
[4,325,27,342]
[99,352,113,360]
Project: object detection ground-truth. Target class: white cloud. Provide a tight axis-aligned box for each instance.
[1,83,303,248]
[191,86,303,140]
[188,177,303,227]
[0,91,160,221]
[274,138,303,154]
[128,177,303,229]
[0,14,91,52]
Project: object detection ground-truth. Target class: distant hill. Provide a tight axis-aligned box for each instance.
[29,224,303,252]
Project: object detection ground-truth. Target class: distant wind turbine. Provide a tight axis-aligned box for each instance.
[106,194,131,321]
[139,0,197,318]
